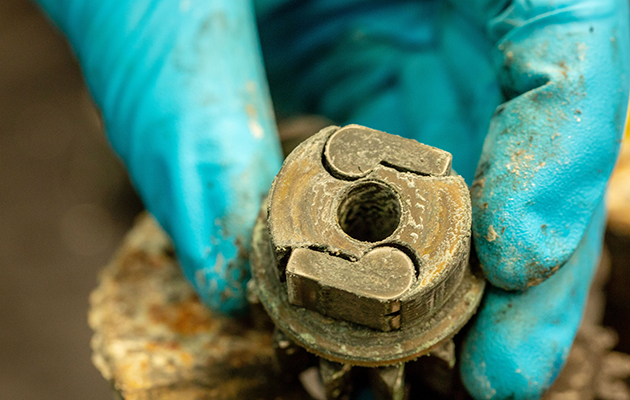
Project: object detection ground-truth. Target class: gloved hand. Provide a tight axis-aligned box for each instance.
[36,0,285,315]
[35,0,629,398]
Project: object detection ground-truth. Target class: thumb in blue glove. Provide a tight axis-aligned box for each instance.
[35,0,283,314]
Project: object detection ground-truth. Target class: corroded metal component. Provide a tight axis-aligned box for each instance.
[286,246,415,331]
[370,364,407,400]
[89,215,309,400]
[319,359,353,400]
[252,124,485,368]
[267,125,475,332]
[273,327,314,382]
[324,126,452,178]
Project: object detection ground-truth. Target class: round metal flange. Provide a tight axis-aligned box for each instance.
[251,125,485,367]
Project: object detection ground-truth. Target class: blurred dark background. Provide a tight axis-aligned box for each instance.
[0,1,142,399]
[1,1,630,400]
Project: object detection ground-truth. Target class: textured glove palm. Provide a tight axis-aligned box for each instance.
[35,0,630,398]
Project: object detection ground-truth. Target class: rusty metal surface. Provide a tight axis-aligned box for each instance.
[89,207,630,400]
[252,124,485,366]
[89,214,308,400]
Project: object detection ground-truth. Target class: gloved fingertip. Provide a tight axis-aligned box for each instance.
[178,235,253,316]
[472,221,567,292]
[472,191,605,291]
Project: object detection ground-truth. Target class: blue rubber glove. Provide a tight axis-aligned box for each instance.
[35,0,284,314]
[35,0,629,398]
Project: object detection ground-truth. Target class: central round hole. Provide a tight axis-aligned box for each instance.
[337,182,402,242]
